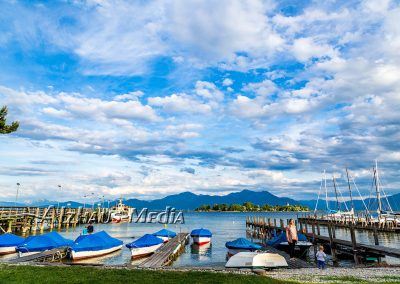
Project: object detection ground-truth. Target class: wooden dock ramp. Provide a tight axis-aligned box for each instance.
[138,233,189,268]
[8,248,67,263]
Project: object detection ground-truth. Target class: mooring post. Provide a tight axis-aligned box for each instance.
[327,223,337,263]
[312,220,317,263]
[350,224,359,265]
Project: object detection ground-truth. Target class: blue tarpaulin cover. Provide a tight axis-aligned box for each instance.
[266,232,308,247]
[225,238,262,250]
[16,232,73,253]
[153,229,176,238]
[71,231,123,252]
[126,234,163,248]
[0,234,24,247]
[190,228,212,237]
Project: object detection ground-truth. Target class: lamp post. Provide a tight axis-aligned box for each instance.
[15,183,20,207]
[57,185,62,209]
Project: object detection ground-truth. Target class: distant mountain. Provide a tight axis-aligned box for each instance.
[122,189,298,210]
[2,189,399,211]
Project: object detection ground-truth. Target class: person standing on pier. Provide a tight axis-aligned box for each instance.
[286,219,298,259]
[87,222,94,234]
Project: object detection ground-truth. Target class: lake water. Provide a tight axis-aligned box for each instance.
[1,211,400,267]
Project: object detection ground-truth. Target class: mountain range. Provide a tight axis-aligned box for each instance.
[1,189,399,211]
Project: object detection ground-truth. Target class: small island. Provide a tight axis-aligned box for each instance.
[195,202,309,212]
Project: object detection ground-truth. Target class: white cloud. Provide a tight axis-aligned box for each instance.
[222,78,233,86]
[195,81,224,101]
[114,91,144,101]
[292,37,337,62]
[148,93,212,114]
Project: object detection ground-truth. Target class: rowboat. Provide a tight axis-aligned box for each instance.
[0,234,24,255]
[16,232,73,256]
[68,231,123,260]
[126,234,163,259]
[152,229,176,243]
[190,228,212,245]
[225,238,262,256]
[225,252,288,269]
[267,232,312,257]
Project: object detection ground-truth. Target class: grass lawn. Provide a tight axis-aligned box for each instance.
[0,264,293,284]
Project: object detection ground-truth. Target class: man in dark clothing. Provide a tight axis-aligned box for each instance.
[87,222,94,234]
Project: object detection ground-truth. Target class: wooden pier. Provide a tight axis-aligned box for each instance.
[0,206,116,234]
[138,233,190,268]
[8,248,68,263]
[246,216,400,265]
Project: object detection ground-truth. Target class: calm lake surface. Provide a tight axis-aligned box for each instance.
[1,211,400,267]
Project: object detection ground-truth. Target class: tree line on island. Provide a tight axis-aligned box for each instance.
[195,202,309,212]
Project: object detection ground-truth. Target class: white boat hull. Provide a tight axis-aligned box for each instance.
[192,236,211,245]
[130,243,162,259]
[155,236,170,243]
[0,246,17,255]
[227,248,256,256]
[70,244,123,260]
[226,252,288,269]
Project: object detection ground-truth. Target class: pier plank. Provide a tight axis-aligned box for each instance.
[138,233,189,268]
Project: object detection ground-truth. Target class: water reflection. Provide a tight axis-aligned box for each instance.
[190,243,212,261]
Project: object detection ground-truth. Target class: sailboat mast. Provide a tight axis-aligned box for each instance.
[332,175,341,211]
[346,168,354,211]
[374,161,382,215]
[324,170,329,211]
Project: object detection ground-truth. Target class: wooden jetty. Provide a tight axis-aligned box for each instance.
[138,233,190,268]
[0,206,116,234]
[298,214,400,232]
[8,248,68,263]
[246,216,400,265]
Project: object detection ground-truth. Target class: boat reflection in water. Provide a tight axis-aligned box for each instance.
[191,242,212,261]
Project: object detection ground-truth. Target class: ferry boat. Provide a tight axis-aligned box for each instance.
[110,197,130,223]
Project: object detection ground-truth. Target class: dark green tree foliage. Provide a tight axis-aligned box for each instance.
[0,106,19,134]
[195,202,308,212]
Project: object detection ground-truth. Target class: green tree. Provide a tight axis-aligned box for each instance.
[0,106,19,134]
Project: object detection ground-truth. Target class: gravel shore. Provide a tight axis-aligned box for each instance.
[266,267,400,283]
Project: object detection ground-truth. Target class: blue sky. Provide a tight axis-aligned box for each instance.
[1,0,400,203]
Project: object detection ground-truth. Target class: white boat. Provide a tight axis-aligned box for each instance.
[126,234,164,259]
[0,233,25,255]
[69,231,123,260]
[152,229,176,243]
[191,228,212,245]
[225,252,288,269]
[110,198,131,223]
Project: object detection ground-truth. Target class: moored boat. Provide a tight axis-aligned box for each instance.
[0,233,25,255]
[267,232,312,257]
[126,234,163,259]
[225,238,262,256]
[190,228,212,245]
[152,229,176,243]
[110,197,131,223]
[16,232,73,256]
[225,252,288,269]
[68,231,123,260]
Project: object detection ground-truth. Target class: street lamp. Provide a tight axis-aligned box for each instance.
[15,183,20,207]
[57,185,62,209]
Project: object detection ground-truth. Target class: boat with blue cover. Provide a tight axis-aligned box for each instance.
[126,234,163,259]
[16,232,73,256]
[68,231,123,260]
[190,228,212,245]
[153,229,176,242]
[0,234,25,255]
[225,238,262,256]
[267,232,312,257]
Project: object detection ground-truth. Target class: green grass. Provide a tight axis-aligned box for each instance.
[320,276,363,282]
[0,264,294,284]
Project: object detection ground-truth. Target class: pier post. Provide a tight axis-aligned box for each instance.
[327,223,337,263]
[350,224,359,265]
